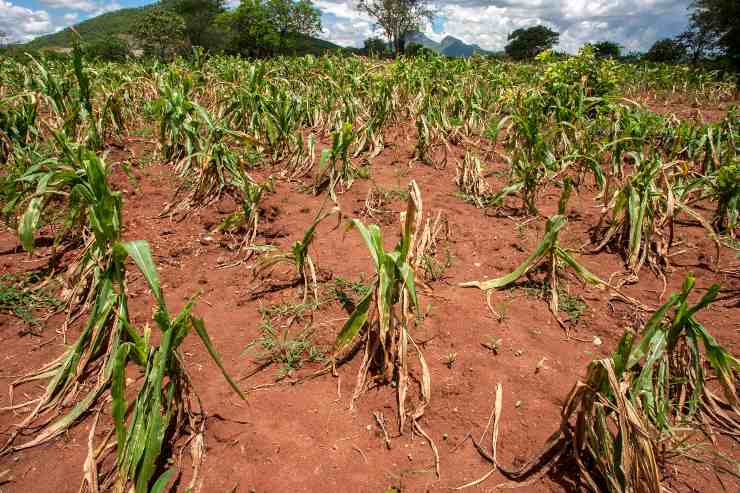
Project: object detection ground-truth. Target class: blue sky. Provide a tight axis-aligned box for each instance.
[2,0,693,53]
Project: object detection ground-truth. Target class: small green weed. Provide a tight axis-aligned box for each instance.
[333,276,371,311]
[246,319,325,378]
[258,300,316,321]
[373,184,410,203]
[558,289,587,322]
[0,274,61,328]
[517,276,587,322]
[419,249,453,281]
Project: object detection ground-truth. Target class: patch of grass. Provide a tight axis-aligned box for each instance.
[558,289,587,322]
[419,249,453,281]
[246,319,325,378]
[520,277,548,299]
[332,276,371,312]
[374,184,410,203]
[258,300,316,321]
[518,278,587,322]
[0,274,61,328]
[333,276,371,297]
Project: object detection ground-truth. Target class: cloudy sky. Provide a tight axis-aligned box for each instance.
[2,0,693,53]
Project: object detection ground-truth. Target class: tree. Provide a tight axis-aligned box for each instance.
[644,38,686,63]
[266,0,322,52]
[356,0,434,56]
[217,0,274,57]
[686,0,739,69]
[164,0,226,50]
[217,0,321,57]
[363,36,388,57]
[85,37,131,62]
[0,31,8,48]
[132,6,188,60]
[676,28,716,64]
[592,41,621,59]
[505,25,559,60]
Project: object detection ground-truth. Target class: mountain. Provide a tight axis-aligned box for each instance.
[22,5,342,56]
[405,32,440,51]
[405,32,490,58]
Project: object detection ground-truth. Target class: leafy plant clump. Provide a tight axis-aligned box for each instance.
[332,180,439,475]
[469,274,740,492]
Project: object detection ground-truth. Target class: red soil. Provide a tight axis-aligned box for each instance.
[1,118,739,492]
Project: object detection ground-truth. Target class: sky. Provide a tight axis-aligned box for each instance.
[1,0,693,54]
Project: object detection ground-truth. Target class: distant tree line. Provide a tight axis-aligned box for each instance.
[5,0,736,72]
[70,0,323,61]
[494,1,738,70]
[356,0,736,70]
[127,0,322,59]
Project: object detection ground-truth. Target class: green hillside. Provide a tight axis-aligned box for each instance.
[26,7,149,50]
[23,4,343,55]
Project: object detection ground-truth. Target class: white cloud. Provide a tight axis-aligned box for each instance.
[0,1,53,42]
[316,0,692,52]
[2,0,693,52]
[38,0,121,16]
[39,0,98,12]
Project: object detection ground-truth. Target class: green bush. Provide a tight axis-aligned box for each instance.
[84,37,131,62]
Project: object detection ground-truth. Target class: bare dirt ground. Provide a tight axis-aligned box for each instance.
[1,104,739,492]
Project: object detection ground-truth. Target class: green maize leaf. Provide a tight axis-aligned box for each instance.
[683,334,704,418]
[19,196,43,252]
[626,292,681,370]
[556,247,606,286]
[335,290,372,350]
[626,186,643,268]
[135,402,165,493]
[192,316,246,401]
[396,260,418,309]
[632,330,667,419]
[121,241,165,312]
[461,215,566,290]
[612,331,636,378]
[169,297,198,350]
[112,342,133,454]
[558,177,574,215]
[318,148,331,171]
[350,219,383,269]
[35,171,52,195]
[683,283,720,321]
[489,181,524,206]
[377,257,394,336]
[654,358,670,430]
[150,469,176,493]
[119,315,149,367]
